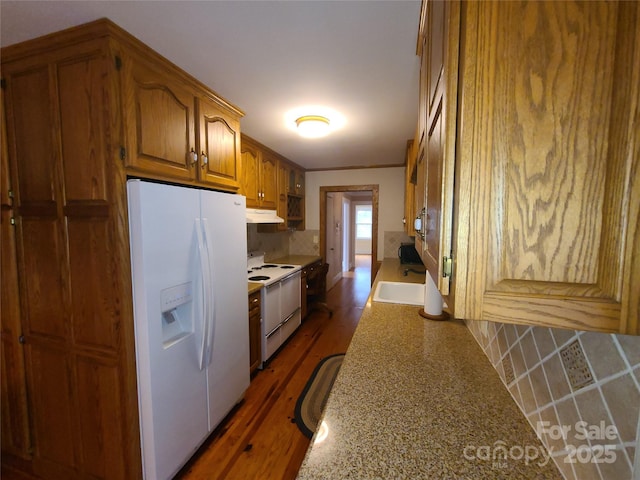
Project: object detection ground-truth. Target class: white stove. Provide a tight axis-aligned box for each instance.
[247,252,301,285]
[247,252,302,366]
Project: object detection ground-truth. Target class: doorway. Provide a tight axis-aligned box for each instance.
[319,185,379,288]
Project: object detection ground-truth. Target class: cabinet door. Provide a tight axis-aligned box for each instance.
[122,56,197,181]
[260,152,278,210]
[295,169,305,195]
[414,146,426,256]
[277,161,288,230]
[3,40,140,477]
[457,1,640,334]
[248,292,261,374]
[421,0,460,297]
[241,143,261,208]
[197,96,241,192]
[287,165,305,195]
[1,89,31,461]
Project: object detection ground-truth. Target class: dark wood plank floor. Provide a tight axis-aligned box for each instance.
[176,255,371,480]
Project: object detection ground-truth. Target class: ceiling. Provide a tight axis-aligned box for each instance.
[0,1,420,171]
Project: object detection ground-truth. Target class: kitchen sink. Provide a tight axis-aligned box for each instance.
[372,281,424,306]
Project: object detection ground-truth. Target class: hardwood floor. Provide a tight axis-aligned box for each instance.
[176,258,370,480]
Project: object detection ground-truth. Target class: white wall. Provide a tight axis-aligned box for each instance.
[305,167,405,261]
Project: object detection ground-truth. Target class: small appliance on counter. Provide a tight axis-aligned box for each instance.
[398,242,423,265]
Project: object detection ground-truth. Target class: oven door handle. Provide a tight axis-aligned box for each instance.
[281,308,300,325]
[266,324,280,339]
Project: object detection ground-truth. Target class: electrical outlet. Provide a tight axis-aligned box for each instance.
[502,355,515,385]
[313,235,318,244]
[560,339,594,391]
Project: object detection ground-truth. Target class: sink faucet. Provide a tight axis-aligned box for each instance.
[403,268,425,276]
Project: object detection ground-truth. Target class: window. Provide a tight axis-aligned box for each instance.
[355,205,372,239]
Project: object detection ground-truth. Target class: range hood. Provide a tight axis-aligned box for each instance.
[246,208,285,224]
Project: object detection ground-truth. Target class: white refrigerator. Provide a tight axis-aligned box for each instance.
[127,180,249,480]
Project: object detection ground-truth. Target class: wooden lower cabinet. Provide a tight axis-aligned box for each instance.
[300,266,309,320]
[248,291,262,375]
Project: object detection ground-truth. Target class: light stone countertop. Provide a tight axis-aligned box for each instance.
[296,258,561,479]
[271,254,322,268]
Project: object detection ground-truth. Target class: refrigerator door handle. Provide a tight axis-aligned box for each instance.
[195,218,210,371]
[201,218,216,366]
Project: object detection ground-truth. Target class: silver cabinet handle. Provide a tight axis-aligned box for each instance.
[200,151,208,167]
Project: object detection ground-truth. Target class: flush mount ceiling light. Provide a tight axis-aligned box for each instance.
[285,106,345,139]
[295,115,331,138]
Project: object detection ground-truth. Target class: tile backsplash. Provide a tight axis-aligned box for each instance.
[383,230,414,258]
[246,224,290,260]
[290,229,320,256]
[466,320,640,480]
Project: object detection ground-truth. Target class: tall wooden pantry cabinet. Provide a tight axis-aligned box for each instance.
[1,19,244,478]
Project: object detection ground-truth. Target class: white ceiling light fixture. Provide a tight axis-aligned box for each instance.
[285,106,346,139]
[296,115,331,138]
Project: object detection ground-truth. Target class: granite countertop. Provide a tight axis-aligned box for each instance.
[271,254,322,268]
[296,258,561,479]
[247,282,262,295]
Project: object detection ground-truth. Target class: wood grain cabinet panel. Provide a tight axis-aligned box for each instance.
[457,0,640,334]
[1,111,31,460]
[414,0,640,334]
[123,60,197,181]
[198,96,241,191]
[240,142,261,207]
[2,29,142,478]
[248,291,261,375]
[241,135,277,209]
[259,152,278,210]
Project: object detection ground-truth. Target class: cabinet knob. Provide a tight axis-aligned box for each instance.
[200,152,208,167]
[189,148,198,165]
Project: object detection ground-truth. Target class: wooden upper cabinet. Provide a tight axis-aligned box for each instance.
[122,58,197,181]
[403,139,416,236]
[260,152,278,210]
[240,135,277,209]
[435,0,640,334]
[414,0,459,298]
[197,96,241,191]
[241,141,261,207]
[287,164,305,196]
[276,161,289,231]
[120,44,242,191]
